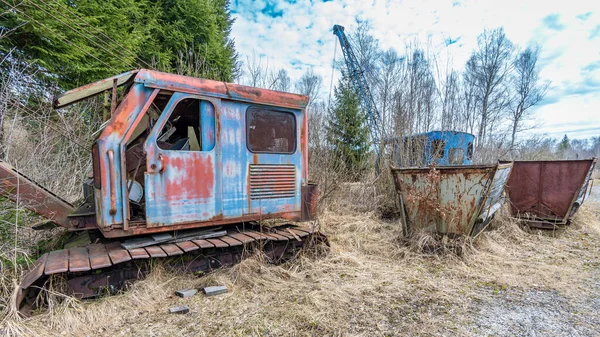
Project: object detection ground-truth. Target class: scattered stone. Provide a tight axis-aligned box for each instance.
[175,288,198,298]
[203,285,228,297]
[168,305,189,314]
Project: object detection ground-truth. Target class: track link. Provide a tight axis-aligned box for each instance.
[17,224,326,315]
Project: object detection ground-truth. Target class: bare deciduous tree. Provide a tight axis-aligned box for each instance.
[295,68,322,106]
[245,50,269,87]
[403,48,437,134]
[351,19,380,89]
[461,74,478,135]
[268,69,291,92]
[509,46,549,150]
[464,28,514,146]
[375,48,403,137]
[439,71,460,131]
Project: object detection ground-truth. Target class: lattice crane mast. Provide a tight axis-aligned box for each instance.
[332,24,383,143]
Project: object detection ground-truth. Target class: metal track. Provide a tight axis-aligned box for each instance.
[17,224,325,315]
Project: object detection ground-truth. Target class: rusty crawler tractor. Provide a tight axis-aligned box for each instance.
[0,70,325,314]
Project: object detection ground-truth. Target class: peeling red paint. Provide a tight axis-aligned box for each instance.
[164,155,214,201]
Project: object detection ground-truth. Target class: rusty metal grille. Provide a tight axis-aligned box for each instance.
[249,164,296,199]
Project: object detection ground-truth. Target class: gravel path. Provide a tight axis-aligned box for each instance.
[470,285,600,336]
[469,185,600,337]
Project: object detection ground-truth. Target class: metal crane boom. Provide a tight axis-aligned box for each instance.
[332,24,382,142]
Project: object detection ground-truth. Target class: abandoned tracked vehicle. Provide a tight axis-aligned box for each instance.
[0,69,323,314]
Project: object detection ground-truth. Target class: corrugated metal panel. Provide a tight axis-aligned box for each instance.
[249,164,296,199]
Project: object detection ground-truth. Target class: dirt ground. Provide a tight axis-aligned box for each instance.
[2,187,600,336]
[469,186,600,337]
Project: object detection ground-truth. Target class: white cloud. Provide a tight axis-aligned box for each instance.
[230,0,600,139]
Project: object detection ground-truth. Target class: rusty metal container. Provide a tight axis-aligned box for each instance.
[391,163,513,237]
[503,159,596,228]
[301,183,318,221]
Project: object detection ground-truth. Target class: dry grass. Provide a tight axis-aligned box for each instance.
[1,191,599,336]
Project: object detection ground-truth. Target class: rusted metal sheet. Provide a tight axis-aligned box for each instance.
[128,248,150,259]
[144,246,167,258]
[391,163,513,236]
[87,244,113,269]
[53,70,139,108]
[135,69,309,110]
[0,161,74,228]
[68,247,91,272]
[159,244,184,256]
[503,159,597,226]
[106,243,132,264]
[175,241,200,252]
[44,250,69,274]
[21,253,47,288]
[226,232,254,244]
[193,239,215,249]
[301,183,318,221]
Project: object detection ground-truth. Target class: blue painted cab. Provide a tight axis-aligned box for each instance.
[387,131,475,167]
[54,69,314,238]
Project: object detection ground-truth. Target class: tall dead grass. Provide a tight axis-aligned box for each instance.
[2,185,597,336]
[0,64,103,336]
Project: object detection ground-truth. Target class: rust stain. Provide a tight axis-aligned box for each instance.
[101,211,303,238]
[503,159,596,222]
[391,164,508,237]
[137,70,309,110]
[165,155,214,201]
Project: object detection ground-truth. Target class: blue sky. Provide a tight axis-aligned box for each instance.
[230,0,600,140]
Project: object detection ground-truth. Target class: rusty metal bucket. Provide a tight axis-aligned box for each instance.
[391,163,513,237]
[502,159,597,228]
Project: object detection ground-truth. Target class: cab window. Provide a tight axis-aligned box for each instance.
[467,142,474,160]
[157,98,215,151]
[449,148,464,165]
[247,107,296,153]
[431,140,446,159]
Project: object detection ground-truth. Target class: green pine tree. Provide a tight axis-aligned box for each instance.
[558,134,570,152]
[0,0,238,88]
[557,134,571,158]
[326,76,371,180]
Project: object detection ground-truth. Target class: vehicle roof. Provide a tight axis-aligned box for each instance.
[411,130,475,138]
[381,131,475,144]
[54,69,310,110]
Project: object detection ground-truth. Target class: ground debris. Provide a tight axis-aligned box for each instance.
[203,285,228,297]
[168,305,190,314]
[175,288,198,298]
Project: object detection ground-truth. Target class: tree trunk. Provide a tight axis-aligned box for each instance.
[510,118,518,151]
